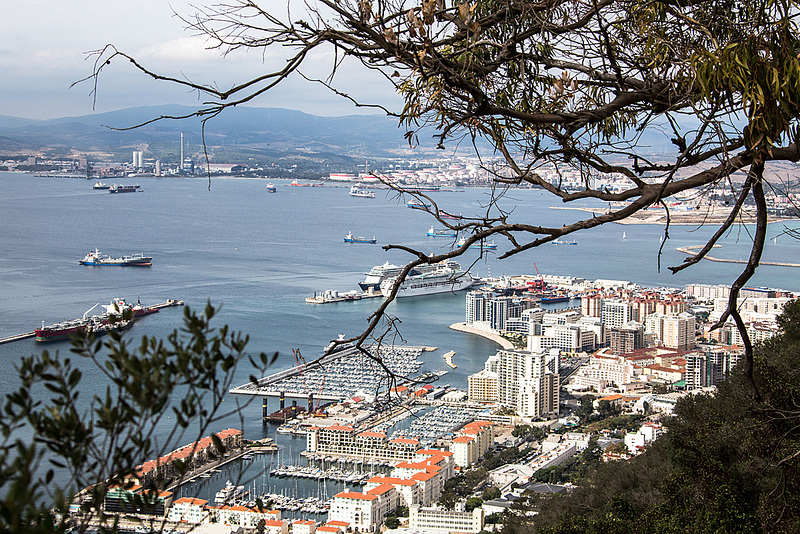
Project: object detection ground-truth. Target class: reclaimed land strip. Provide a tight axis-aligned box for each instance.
[449,322,515,349]
[549,205,793,226]
[677,245,800,268]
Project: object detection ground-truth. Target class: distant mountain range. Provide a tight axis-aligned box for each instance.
[0,104,678,161]
[0,105,427,157]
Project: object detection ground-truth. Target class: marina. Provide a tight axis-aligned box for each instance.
[230,344,432,402]
[387,404,483,446]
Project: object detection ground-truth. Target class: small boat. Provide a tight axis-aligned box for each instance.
[109,184,141,193]
[344,232,376,244]
[266,183,277,192]
[92,182,109,190]
[456,238,497,250]
[439,210,461,219]
[349,186,375,198]
[552,239,577,245]
[407,199,431,209]
[427,226,456,238]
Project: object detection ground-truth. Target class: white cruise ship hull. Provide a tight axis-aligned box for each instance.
[380,270,475,297]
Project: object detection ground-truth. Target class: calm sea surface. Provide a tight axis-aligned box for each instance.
[1,171,798,505]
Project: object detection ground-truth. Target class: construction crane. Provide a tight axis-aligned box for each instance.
[529,263,546,293]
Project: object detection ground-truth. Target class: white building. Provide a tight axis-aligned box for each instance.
[644,312,696,351]
[624,422,664,454]
[602,299,638,331]
[450,421,494,467]
[292,519,317,534]
[528,323,596,353]
[496,349,560,418]
[167,497,208,524]
[328,485,398,533]
[408,504,485,533]
[467,368,499,403]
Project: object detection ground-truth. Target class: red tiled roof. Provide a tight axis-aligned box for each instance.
[366,484,395,495]
[358,431,387,439]
[334,491,377,500]
[416,448,453,457]
[326,425,355,432]
[174,497,208,505]
[390,437,420,445]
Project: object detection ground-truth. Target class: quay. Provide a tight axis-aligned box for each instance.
[305,289,383,303]
[166,441,278,491]
[0,299,184,345]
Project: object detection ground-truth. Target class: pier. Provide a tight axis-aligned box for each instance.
[0,299,184,345]
[230,344,445,425]
[0,332,35,345]
[305,289,383,304]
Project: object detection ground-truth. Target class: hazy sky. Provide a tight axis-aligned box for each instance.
[0,1,399,120]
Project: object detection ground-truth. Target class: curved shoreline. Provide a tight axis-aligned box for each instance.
[449,322,515,350]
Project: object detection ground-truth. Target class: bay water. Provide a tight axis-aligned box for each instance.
[1,171,798,510]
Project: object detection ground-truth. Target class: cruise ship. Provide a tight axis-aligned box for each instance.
[380,264,475,298]
[358,259,463,291]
